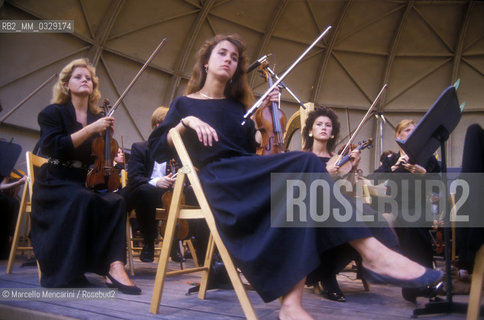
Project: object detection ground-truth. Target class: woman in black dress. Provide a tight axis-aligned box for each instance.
[31,58,140,294]
[374,119,441,303]
[149,34,442,319]
[301,107,400,303]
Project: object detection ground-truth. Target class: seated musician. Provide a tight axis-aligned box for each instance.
[125,106,175,262]
[30,58,140,294]
[0,166,27,259]
[124,106,207,263]
[148,34,443,319]
[456,123,484,275]
[301,106,400,303]
[374,119,441,303]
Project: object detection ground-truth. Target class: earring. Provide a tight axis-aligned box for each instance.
[204,65,208,73]
[330,135,334,139]
[308,133,313,137]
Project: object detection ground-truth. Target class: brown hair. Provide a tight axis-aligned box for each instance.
[51,58,101,114]
[302,106,340,153]
[151,106,169,129]
[184,34,254,108]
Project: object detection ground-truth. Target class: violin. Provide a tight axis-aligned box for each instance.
[255,61,287,155]
[160,159,189,240]
[86,99,121,192]
[86,38,166,190]
[326,139,373,177]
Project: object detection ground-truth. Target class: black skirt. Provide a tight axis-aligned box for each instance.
[31,163,126,288]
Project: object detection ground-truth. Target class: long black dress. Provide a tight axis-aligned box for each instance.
[31,103,127,288]
[374,151,440,268]
[306,157,399,286]
[149,96,373,302]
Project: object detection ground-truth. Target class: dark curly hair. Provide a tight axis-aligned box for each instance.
[302,106,340,153]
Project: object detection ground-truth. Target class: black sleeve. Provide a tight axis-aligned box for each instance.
[127,142,151,191]
[37,104,75,159]
[148,100,182,164]
[374,153,398,173]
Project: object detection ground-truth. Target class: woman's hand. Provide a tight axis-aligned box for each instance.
[391,154,409,171]
[326,163,340,178]
[88,117,115,135]
[156,173,176,189]
[402,162,427,174]
[182,116,218,147]
[71,116,115,148]
[349,149,361,169]
[262,87,280,108]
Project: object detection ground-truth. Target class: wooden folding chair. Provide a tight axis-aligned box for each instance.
[150,128,257,319]
[467,244,484,320]
[121,169,199,276]
[6,151,46,279]
[120,169,136,276]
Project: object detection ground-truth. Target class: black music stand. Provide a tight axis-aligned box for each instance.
[0,140,22,177]
[396,85,477,317]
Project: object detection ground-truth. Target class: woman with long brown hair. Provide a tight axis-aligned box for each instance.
[149,34,442,319]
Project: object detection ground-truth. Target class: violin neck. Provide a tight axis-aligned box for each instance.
[268,76,283,135]
[105,129,111,166]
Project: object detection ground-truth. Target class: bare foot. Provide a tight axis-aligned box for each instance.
[353,237,426,280]
[279,303,314,320]
[106,261,134,286]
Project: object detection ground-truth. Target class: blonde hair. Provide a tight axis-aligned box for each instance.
[151,106,169,129]
[51,58,101,114]
[185,34,254,109]
[394,119,416,138]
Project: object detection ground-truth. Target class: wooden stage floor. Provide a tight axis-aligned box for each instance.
[0,256,473,320]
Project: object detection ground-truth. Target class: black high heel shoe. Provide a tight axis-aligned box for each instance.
[106,273,141,295]
[324,291,346,302]
[321,277,346,302]
[402,281,443,304]
[362,267,443,289]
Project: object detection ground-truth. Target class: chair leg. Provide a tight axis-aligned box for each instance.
[185,239,199,267]
[126,213,134,276]
[198,235,215,300]
[210,231,257,320]
[36,260,42,283]
[6,186,28,274]
[467,245,484,320]
[150,186,183,314]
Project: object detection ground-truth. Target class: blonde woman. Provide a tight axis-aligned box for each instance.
[31,58,140,294]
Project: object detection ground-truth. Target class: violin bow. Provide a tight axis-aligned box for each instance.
[242,26,332,125]
[107,38,167,117]
[335,84,387,166]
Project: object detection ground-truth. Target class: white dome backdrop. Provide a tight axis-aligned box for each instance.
[1,0,483,174]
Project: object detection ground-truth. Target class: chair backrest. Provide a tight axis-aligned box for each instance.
[25,151,48,202]
[121,169,128,188]
[163,128,257,319]
[169,128,213,219]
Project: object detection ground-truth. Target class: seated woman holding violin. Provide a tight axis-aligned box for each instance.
[301,106,400,303]
[30,58,140,294]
